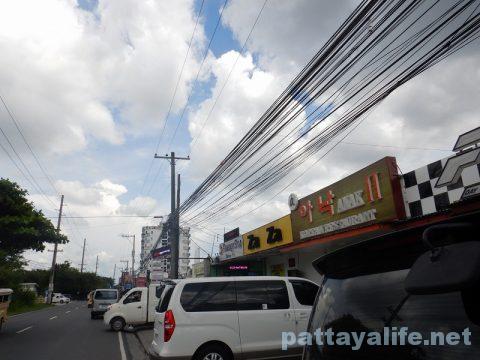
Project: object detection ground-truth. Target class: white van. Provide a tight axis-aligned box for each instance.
[150,276,319,360]
[104,281,178,331]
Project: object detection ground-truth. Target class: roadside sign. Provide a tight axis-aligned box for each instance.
[435,148,480,188]
[224,228,240,242]
[461,183,480,200]
[436,127,480,188]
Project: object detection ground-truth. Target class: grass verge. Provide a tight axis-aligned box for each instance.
[8,302,53,316]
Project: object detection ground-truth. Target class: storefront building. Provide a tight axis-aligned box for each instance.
[259,157,406,282]
[214,153,480,284]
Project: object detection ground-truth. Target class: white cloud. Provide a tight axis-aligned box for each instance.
[0,0,205,155]
[187,50,280,177]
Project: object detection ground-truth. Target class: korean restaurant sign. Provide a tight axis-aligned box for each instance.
[219,236,243,261]
[290,157,405,242]
[242,215,294,255]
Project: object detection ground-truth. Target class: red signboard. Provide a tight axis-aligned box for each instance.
[136,277,147,287]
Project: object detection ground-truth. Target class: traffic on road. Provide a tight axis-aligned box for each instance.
[0,301,148,360]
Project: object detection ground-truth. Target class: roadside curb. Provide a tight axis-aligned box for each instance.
[131,327,155,360]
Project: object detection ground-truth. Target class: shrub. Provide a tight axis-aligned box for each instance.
[10,289,36,310]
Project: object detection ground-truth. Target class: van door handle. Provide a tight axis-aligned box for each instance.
[298,312,309,319]
[137,306,142,309]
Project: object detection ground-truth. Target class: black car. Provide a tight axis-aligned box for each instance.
[303,222,480,359]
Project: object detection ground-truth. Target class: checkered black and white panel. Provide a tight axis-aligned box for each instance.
[402,158,480,218]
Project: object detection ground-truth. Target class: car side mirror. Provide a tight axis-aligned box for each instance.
[405,241,480,295]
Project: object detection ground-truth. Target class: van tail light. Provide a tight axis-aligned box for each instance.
[164,310,175,342]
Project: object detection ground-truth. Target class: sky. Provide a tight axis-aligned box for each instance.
[0,0,479,279]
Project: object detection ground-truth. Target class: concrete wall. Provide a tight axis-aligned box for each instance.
[265,250,323,284]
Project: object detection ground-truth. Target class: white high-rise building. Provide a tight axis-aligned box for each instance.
[141,224,191,279]
[178,227,191,276]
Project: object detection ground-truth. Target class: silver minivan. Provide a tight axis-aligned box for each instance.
[91,289,118,319]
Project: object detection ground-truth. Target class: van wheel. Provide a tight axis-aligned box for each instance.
[194,344,232,360]
[110,317,125,332]
[90,312,95,319]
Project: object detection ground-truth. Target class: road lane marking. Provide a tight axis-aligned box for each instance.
[16,326,33,334]
[118,332,127,360]
[65,310,71,314]
[49,316,58,320]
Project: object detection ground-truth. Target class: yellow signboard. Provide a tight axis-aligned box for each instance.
[242,215,293,255]
[290,157,405,242]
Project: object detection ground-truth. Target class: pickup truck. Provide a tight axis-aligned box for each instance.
[103,280,178,331]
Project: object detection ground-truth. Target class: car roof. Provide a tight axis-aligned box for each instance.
[94,288,117,291]
[0,288,13,295]
[175,276,317,284]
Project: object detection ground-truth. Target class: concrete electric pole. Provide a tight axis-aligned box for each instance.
[121,234,136,285]
[80,238,86,273]
[120,260,129,286]
[95,255,99,275]
[47,194,64,304]
[113,264,116,285]
[154,152,189,279]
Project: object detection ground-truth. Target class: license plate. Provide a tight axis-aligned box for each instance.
[99,305,107,309]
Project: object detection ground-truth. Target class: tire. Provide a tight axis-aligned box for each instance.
[60,300,64,304]
[194,344,232,360]
[110,317,125,332]
[90,312,96,319]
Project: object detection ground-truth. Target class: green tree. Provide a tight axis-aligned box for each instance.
[0,178,68,287]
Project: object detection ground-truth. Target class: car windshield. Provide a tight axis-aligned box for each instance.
[94,291,117,300]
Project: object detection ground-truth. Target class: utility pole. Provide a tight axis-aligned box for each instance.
[177,174,181,209]
[132,235,135,285]
[120,260,129,286]
[154,152,189,279]
[47,195,64,304]
[95,255,99,275]
[80,238,86,273]
[121,234,136,285]
[113,264,116,285]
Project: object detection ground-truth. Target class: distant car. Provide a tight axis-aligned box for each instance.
[51,293,70,304]
[91,289,118,319]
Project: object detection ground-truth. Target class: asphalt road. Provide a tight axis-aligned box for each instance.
[0,301,147,360]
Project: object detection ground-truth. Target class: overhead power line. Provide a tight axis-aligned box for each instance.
[177,0,480,228]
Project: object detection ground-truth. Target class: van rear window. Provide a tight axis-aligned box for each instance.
[180,282,237,312]
[94,290,117,300]
[158,286,175,313]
